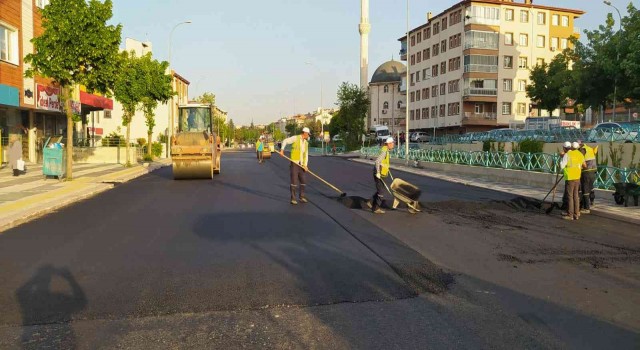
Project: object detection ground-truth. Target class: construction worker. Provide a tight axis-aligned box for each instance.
[280,127,310,205]
[256,136,264,164]
[561,141,587,220]
[579,140,597,212]
[369,137,395,214]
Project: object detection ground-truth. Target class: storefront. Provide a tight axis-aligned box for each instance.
[0,83,29,161]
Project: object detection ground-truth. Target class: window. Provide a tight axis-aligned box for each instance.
[416,72,420,82]
[423,69,429,80]
[520,10,529,23]
[442,18,448,30]
[440,104,445,117]
[551,37,559,50]
[410,73,415,85]
[518,57,528,69]
[561,38,568,49]
[552,14,559,26]
[432,65,438,77]
[468,6,500,23]
[505,9,514,21]
[36,0,50,8]
[397,101,402,109]
[519,34,528,46]
[104,110,112,119]
[562,15,569,27]
[410,110,415,120]
[426,27,431,39]
[417,52,422,63]
[536,58,545,66]
[504,56,513,69]
[434,23,440,35]
[423,49,429,60]
[423,108,429,119]
[440,62,446,74]
[503,79,513,92]
[505,32,513,45]
[411,55,415,65]
[411,35,416,47]
[383,85,389,93]
[441,40,447,53]
[410,92,415,102]
[383,101,389,109]
[431,106,437,118]
[517,103,527,115]
[425,48,431,59]
[0,24,18,64]
[440,83,446,95]
[433,44,439,56]
[537,35,545,48]
[518,79,527,91]
[502,102,512,115]
[416,90,421,100]
[417,32,422,43]
[432,85,438,97]
[422,88,428,99]
[537,12,546,25]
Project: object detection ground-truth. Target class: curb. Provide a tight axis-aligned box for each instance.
[350,157,640,226]
[0,162,170,233]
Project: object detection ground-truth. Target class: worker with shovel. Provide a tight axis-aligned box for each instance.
[369,137,395,214]
[561,142,587,220]
[280,127,310,205]
[579,140,597,213]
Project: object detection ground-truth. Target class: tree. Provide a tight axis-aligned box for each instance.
[330,82,369,150]
[526,53,572,116]
[285,122,300,136]
[25,0,122,179]
[114,51,146,166]
[139,54,173,158]
[619,3,640,103]
[195,92,216,105]
[227,119,235,146]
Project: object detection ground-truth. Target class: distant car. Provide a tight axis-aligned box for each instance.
[587,122,639,142]
[410,131,430,143]
[332,134,342,142]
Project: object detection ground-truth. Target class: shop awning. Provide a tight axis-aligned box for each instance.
[80,91,113,111]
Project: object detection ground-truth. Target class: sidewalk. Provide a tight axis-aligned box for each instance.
[0,160,171,232]
[351,158,640,225]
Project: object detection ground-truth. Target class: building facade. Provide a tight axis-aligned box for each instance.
[368,60,406,135]
[400,0,584,134]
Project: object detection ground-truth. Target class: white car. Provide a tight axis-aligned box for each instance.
[410,131,430,142]
[587,122,639,142]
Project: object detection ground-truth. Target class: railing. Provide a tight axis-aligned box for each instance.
[360,147,640,190]
[464,112,497,119]
[464,64,498,73]
[463,88,498,96]
[309,146,345,154]
[464,42,498,50]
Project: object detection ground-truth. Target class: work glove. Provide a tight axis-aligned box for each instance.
[302,166,308,172]
[375,173,381,179]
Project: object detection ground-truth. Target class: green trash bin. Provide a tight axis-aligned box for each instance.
[43,136,66,180]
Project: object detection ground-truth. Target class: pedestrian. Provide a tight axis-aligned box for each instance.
[280,127,310,205]
[579,140,597,212]
[369,137,395,214]
[8,135,24,177]
[561,141,586,220]
[256,136,264,164]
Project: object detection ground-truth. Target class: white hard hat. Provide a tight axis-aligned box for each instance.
[572,142,580,149]
[563,141,572,148]
[386,137,395,144]
[302,127,310,133]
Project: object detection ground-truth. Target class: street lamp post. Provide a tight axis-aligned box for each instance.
[405,0,410,165]
[305,62,324,154]
[167,20,192,157]
[603,1,622,122]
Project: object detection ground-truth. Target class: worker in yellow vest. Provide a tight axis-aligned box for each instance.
[280,127,310,205]
[368,137,395,214]
[561,142,587,220]
[579,140,598,213]
[256,136,264,164]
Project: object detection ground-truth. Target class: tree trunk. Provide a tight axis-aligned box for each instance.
[147,132,153,157]
[126,121,131,166]
[65,88,74,180]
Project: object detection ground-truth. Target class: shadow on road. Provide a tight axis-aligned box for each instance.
[15,265,87,350]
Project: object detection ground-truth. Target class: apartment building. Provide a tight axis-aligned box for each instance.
[1,0,113,163]
[368,59,406,134]
[400,0,584,134]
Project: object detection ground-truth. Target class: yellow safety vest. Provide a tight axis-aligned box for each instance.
[256,141,262,151]
[380,146,390,177]
[290,135,308,166]
[564,150,584,181]
[582,144,597,172]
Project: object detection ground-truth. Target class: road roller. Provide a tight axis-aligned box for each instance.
[171,103,221,179]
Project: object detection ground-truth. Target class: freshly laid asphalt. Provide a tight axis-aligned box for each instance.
[0,151,638,349]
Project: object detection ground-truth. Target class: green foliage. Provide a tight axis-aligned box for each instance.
[25,0,122,94]
[330,82,369,150]
[139,53,173,143]
[513,139,544,154]
[195,92,216,105]
[102,131,125,147]
[285,122,300,136]
[158,134,168,144]
[136,138,147,147]
[151,142,163,158]
[483,140,505,152]
[609,142,624,168]
[114,51,145,126]
[143,154,153,162]
[526,53,571,116]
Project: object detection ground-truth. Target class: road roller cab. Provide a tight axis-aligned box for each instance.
[172,104,221,179]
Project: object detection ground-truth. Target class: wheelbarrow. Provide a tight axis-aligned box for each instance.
[612,183,640,207]
[382,171,422,214]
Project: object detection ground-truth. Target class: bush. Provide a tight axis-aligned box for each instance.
[143,154,153,162]
[102,132,126,147]
[483,140,505,152]
[137,138,147,147]
[158,134,168,144]
[151,142,163,158]
[514,139,544,154]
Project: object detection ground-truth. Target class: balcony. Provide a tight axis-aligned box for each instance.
[464,112,497,119]
[462,112,498,126]
[464,31,499,50]
[463,88,497,96]
[464,64,498,73]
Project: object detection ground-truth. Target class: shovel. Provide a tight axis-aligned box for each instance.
[541,172,563,214]
[278,152,347,197]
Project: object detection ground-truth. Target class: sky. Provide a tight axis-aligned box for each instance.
[110,0,636,126]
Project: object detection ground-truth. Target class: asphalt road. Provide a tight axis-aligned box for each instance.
[0,151,638,349]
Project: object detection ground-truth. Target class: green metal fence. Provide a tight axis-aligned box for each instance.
[360,147,639,190]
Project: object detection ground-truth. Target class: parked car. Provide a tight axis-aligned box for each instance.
[587,122,639,142]
[410,131,430,143]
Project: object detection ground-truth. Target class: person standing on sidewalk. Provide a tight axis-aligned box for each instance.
[8,135,24,177]
[561,142,586,220]
[280,127,310,205]
[579,140,597,212]
[256,136,264,164]
[369,137,395,214]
